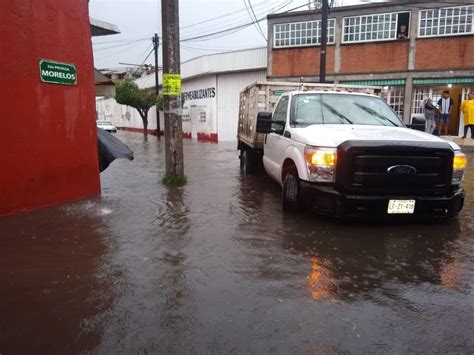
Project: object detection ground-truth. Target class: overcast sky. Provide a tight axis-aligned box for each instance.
[90,0,373,69]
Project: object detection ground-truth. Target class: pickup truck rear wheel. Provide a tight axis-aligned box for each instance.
[282,173,303,213]
[240,149,256,174]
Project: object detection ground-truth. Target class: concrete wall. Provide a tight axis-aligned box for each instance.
[182,75,218,142]
[96,97,164,136]
[0,0,100,216]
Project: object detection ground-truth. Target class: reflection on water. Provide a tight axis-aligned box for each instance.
[1,132,473,354]
[0,201,113,354]
[308,256,336,300]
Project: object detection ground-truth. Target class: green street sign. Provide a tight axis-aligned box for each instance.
[39,59,77,85]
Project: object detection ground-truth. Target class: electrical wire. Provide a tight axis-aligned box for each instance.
[93,39,149,51]
[94,41,149,62]
[244,0,267,41]
[92,37,149,46]
[180,0,289,38]
[181,0,294,43]
[180,0,271,30]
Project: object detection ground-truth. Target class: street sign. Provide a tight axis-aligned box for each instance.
[39,59,77,85]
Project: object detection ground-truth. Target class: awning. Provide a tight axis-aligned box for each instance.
[340,79,405,86]
[90,18,120,37]
[413,77,474,85]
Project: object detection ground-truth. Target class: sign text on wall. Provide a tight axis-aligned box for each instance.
[39,59,77,85]
[182,87,216,101]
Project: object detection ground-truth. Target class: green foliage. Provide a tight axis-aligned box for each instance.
[156,95,164,111]
[161,174,188,187]
[115,78,156,119]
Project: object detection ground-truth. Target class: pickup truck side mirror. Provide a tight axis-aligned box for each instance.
[256,112,272,134]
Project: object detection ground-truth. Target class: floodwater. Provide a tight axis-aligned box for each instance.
[1,131,473,354]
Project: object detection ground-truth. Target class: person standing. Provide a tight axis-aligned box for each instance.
[461,92,474,139]
[437,90,454,136]
[423,97,437,134]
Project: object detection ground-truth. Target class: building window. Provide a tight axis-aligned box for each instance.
[419,5,474,37]
[274,19,336,48]
[412,87,430,115]
[387,87,404,117]
[342,12,409,43]
[411,88,446,116]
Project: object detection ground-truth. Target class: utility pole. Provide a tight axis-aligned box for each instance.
[161,0,185,181]
[153,33,161,138]
[319,0,329,83]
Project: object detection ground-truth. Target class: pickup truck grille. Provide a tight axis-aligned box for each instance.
[336,141,454,195]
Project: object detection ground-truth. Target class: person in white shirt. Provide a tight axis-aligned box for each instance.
[437,90,454,136]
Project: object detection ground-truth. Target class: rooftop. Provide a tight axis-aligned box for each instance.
[90,17,120,37]
[267,0,472,20]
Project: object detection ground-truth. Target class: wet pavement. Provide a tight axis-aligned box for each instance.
[1,131,473,354]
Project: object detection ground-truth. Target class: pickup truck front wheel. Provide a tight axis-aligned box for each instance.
[282,173,303,213]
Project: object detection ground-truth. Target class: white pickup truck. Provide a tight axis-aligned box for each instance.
[237,82,466,219]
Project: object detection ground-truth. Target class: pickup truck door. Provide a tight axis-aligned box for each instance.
[264,95,290,184]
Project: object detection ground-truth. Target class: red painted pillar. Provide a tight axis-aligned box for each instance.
[0,0,101,216]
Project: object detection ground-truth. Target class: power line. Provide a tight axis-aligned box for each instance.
[245,0,267,41]
[181,0,296,43]
[180,0,289,38]
[180,0,270,30]
[93,39,149,51]
[92,37,149,45]
[94,41,149,62]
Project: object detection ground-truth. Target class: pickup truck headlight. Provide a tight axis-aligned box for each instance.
[452,151,467,184]
[304,147,337,182]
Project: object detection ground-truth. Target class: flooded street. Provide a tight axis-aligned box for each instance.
[1,131,473,354]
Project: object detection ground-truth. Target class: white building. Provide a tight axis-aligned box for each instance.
[96,47,267,142]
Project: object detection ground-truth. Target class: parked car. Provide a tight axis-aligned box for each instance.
[96,120,117,133]
[237,82,466,219]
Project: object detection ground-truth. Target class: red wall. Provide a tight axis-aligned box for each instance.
[415,36,474,70]
[339,41,409,74]
[0,0,100,216]
[272,47,335,77]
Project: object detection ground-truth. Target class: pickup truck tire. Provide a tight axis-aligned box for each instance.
[282,173,303,213]
[240,149,256,174]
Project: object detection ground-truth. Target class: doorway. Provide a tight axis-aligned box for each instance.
[432,86,462,136]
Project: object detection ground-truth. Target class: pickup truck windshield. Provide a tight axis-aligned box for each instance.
[290,93,403,127]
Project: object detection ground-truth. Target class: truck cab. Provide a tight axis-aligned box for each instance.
[254,90,466,219]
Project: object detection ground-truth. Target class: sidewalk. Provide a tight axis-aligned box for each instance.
[442,136,474,151]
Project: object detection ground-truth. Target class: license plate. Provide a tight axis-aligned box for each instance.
[387,200,416,214]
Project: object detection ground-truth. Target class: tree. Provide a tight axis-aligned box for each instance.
[115,78,156,138]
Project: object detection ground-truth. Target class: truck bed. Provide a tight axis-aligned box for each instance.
[237,81,381,150]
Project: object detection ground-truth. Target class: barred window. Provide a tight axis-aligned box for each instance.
[387,87,404,118]
[419,5,474,37]
[274,19,336,48]
[412,87,430,115]
[342,13,399,43]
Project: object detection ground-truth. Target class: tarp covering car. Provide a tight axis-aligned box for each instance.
[97,128,134,172]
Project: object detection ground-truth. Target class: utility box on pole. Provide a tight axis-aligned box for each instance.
[161,0,185,181]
